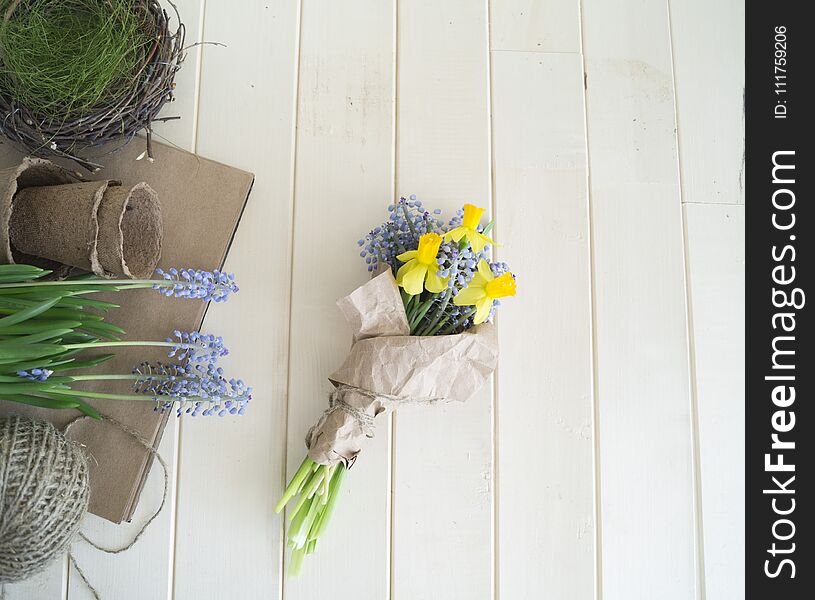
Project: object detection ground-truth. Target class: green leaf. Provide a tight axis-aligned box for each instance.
[0,320,82,334]
[0,393,80,410]
[0,381,70,394]
[0,343,66,362]
[34,308,104,322]
[73,397,103,419]
[36,391,103,420]
[0,297,61,328]
[0,328,73,345]
[0,264,50,276]
[0,374,73,384]
[56,296,120,311]
[78,320,126,339]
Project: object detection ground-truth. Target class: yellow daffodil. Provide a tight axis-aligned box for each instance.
[444,203,496,253]
[396,232,448,295]
[453,259,517,324]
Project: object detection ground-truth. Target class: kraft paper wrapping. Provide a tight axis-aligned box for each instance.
[306,270,499,466]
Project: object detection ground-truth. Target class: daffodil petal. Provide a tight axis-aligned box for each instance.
[477,259,494,281]
[425,268,448,293]
[396,250,418,263]
[470,233,495,254]
[402,263,428,296]
[470,271,489,287]
[396,260,414,285]
[444,227,468,244]
[454,286,487,306]
[473,297,493,324]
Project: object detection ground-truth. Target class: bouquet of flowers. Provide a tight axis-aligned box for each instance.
[276,196,517,574]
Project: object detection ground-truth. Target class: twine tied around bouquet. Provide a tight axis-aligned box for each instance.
[0,415,168,600]
[305,383,447,468]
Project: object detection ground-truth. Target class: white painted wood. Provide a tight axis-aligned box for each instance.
[67,430,176,600]
[392,1,492,598]
[283,0,395,598]
[685,204,744,599]
[490,0,580,53]
[581,0,699,597]
[66,2,204,598]
[171,1,300,599]
[491,51,594,600]
[669,0,745,205]
[1,557,67,600]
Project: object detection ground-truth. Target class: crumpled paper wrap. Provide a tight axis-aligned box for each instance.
[0,158,162,278]
[305,269,499,466]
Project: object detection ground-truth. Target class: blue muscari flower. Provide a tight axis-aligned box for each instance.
[153,268,239,303]
[17,368,53,382]
[165,330,228,365]
[134,361,251,417]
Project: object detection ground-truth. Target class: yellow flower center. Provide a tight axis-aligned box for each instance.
[485,273,517,298]
[416,232,442,264]
[462,203,485,230]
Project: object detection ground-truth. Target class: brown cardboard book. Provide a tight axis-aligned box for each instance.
[0,139,253,523]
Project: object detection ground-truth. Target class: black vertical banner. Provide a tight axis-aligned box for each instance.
[746,2,812,598]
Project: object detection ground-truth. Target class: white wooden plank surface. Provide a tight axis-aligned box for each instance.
[581,0,699,598]
[490,0,580,53]
[685,204,744,599]
[491,51,594,600]
[283,0,395,598]
[64,2,205,598]
[392,1,492,598]
[669,0,745,205]
[1,558,67,600]
[171,1,300,599]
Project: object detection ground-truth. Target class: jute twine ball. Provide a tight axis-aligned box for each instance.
[0,416,89,583]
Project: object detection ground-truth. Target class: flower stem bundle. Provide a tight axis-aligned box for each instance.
[277,197,515,574]
[0,264,250,417]
[275,457,346,576]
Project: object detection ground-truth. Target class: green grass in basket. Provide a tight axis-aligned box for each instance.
[0,0,154,118]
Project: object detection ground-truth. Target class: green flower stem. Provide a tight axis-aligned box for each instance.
[409,298,436,332]
[290,468,326,519]
[312,465,345,539]
[47,388,153,402]
[0,279,156,290]
[289,548,306,577]
[403,293,419,323]
[438,307,476,336]
[63,340,175,351]
[67,374,147,382]
[416,288,453,336]
[50,387,218,405]
[401,204,415,236]
[275,456,314,513]
[277,456,347,575]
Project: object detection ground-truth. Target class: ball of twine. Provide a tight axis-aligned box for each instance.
[0,415,89,583]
